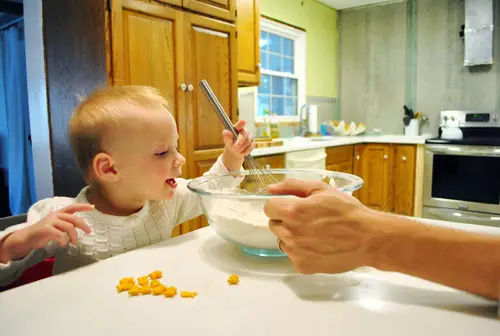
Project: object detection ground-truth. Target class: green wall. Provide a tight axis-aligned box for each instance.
[260,0,338,98]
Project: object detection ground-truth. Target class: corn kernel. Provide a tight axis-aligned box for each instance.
[128,286,140,296]
[180,291,197,298]
[227,274,239,285]
[152,285,165,295]
[138,276,149,286]
[164,286,177,298]
[119,277,134,285]
[140,286,151,295]
[150,280,161,288]
[116,284,126,293]
[153,270,162,279]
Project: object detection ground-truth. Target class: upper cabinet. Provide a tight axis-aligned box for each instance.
[236,0,260,86]
[182,0,236,21]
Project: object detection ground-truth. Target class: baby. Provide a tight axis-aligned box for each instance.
[0,85,254,286]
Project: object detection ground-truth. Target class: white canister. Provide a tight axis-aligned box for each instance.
[404,119,420,136]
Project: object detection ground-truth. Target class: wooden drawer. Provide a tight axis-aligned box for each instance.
[326,145,354,166]
[251,154,285,170]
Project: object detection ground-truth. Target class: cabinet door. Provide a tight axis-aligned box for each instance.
[111,0,188,167]
[236,0,260,85]
[327,161,353,174]
[184,13,238,176]
[183,0,236,21]
[252,154,285,170]
[392,144,416,216]
[154,0,183,6]
[326,145,354,174]
[353,144,392,212]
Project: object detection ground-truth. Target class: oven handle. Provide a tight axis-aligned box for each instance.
[425,144,500,157]
[424,207,500,226]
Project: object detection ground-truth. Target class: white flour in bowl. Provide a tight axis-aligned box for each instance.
[205,193,278,250]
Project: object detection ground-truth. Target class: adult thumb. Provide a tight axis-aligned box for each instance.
[267,179,329,198]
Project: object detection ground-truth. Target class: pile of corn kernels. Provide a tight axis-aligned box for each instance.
[116,270,239,298]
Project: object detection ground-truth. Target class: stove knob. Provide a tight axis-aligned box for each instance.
[493,114,498,121]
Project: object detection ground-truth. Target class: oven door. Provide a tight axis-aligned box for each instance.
[423,144,500,214]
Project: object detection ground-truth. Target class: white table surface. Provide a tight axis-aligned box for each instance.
[1,218,499,336]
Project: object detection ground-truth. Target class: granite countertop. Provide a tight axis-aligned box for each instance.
[252,134,433,157]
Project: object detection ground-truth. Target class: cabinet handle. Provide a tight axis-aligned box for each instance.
[356,155,360,160]
[383,154,388,160]
[180,83,187,91]
[402,155,407,161]
[187,84,194,92]
[257,63,261,70]
[265,164,271,169]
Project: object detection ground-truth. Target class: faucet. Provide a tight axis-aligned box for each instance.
[298,104,309,137]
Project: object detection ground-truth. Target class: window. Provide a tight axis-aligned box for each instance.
[256,18,306,123]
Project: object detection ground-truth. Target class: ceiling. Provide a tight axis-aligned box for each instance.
[318,0,395,10]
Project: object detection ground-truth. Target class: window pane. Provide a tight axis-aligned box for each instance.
[269,54,282,72]
[284,78,298,97]
[260,31,269,51]
[283,57,294,73]
[269,33,282,54]
[257,94,270,117]
[271,97,285,116]
[271,76,284,95]
[258,75,270,94]
[283,38,294,57]
[261,50,268,70]
[285,98,298,116]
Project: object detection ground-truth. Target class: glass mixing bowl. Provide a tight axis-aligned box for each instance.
[187,169,364,257]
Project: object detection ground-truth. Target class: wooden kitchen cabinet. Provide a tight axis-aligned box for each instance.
[183,0,236,22]
[326,145,354,174]
[154,0,183,7]
[392,144,416,216]
[353,144,416,215]
[236,0,260,86]
[353,144,393,212]
[252,154,285,170]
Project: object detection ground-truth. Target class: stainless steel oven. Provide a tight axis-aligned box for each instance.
[423,111,500,228]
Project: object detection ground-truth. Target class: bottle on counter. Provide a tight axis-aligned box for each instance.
[270,113,280,139]
[262,108,271,138]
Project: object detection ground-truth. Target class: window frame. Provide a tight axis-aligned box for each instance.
[255,17,307,123]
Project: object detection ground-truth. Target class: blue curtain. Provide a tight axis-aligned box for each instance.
[0,20,36,215]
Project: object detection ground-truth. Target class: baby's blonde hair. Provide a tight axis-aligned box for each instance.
[69,85,169,179]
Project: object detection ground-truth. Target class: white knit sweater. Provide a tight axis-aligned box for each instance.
[0,155,240,286]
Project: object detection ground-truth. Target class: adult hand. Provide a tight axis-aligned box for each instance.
[264,179,378,274]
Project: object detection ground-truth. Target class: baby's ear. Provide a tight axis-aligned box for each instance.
[92,153,118,183]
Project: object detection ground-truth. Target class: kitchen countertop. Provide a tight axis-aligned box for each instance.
[252,134,432,157]
[0,217,498,335]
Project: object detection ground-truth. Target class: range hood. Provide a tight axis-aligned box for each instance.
[464,0,494,66]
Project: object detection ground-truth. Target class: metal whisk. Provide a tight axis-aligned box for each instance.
[199,79,279,193]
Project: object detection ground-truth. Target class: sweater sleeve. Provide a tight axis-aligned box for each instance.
[172,154,244,225]
[0,198,72,286]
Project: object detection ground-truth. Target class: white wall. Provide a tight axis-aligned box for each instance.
[24,0,54,199]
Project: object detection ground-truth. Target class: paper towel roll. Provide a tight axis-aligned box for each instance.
[308,105,318,133]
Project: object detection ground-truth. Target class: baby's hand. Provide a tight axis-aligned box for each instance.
[0,203,94,263]
[222,120,255,158]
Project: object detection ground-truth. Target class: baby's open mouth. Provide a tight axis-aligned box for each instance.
[165,178,177,189]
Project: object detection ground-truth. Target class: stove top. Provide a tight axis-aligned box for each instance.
[426,136,500,146]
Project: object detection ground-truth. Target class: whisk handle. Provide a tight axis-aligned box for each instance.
[199,79,239,140]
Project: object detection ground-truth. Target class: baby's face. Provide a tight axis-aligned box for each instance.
[109,107,186,202]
